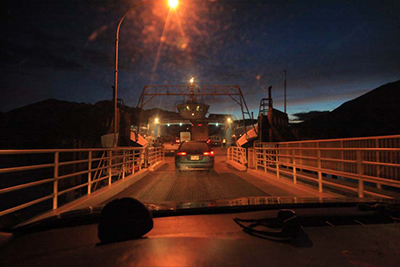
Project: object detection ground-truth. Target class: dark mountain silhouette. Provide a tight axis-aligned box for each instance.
[2,79,399,148]
[295,80,400,139]
[0,99,179,149]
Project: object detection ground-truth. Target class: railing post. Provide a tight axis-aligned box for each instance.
[88,151,92,195]
[375,139,381,189]
[145,148,149,168]
[317,150,323,192]
[276,148,280,179]
[357,151,364,198]
[340,140,344,172]
[139,149,142,171]
[292,149,297,184]
[263,148,267,173]
[122,150,126,179]
[255,148,258,170]
[254,148,256,169]
[132,150,136,174]
[108,150,112,185]
[53,152,59,210]
[130,150,134,173]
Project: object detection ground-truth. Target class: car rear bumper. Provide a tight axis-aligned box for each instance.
[175,162,214,171]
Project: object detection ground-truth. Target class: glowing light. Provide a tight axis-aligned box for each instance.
[179,123,183,126]
[203,151,215,156]
[168,0,178,8]
[227,117,232,123]
[155,118,159,124]
[216,123,219,126]
[191,113,194,116]
[190,77,194,85]
[167,123,170,127]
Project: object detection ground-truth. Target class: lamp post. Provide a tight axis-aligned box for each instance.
[113,0,179,147]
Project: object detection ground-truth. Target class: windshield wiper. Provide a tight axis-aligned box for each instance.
[233,210,300,242]
[358,203,400,221]
[233,204,399,245]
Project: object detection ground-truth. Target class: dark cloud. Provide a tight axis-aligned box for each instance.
[0,38,83,71]
[292,110,330,121]
[2,0,400,115]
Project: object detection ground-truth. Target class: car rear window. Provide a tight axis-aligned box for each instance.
[179,142,210,153]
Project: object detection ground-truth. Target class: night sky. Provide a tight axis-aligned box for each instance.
[2,0,400,120]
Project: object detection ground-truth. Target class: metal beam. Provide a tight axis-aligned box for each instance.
[136,84,256,137]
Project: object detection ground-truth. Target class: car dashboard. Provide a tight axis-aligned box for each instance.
[1,207,400,266]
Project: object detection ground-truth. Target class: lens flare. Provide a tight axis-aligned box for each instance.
[168,0,178,9]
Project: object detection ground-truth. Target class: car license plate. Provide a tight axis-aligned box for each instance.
[171,150,175,152]
[190,155,200,161]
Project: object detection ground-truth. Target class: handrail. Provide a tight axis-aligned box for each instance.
[148,146,164,167]
[254,141,400,198]
[0,146,164,226]
[276,134,400,144]
[228,146,247,166]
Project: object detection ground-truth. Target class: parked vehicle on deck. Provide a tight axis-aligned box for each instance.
[175,141,214,172]
[158,136,180,154]
[209,135,222,147]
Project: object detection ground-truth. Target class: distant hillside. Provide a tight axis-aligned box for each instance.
[0,99,179,149]
[0,99,110,148]
[295,80,400,139]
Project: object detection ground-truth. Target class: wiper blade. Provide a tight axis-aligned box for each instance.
[358,203,400,221]
[233,209,300,241]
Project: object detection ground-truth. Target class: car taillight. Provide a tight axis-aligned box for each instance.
[203,151,214,156]
[177,152,187,156]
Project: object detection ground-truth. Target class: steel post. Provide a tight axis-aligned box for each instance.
[53,152,59,210]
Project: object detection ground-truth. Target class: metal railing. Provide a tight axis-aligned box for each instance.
[0,146,164,226]
[255,135,400,198]
[228,146,247,166]
[148,146,164,167]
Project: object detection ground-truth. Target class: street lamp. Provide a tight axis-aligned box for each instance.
[227,117,232,123]
[168,0,179,8]
[113,0,179,147]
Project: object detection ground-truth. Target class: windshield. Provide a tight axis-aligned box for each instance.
[1,0,400,229]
